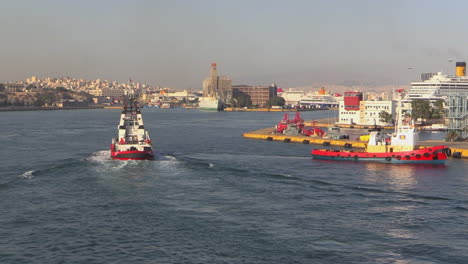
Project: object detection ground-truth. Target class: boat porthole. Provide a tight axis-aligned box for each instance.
[424,153,430,158]
[354,155,358,160]
[385,157,391,161]
[396,156,401,160]
[405,155,411,160]
[416,154,421,159]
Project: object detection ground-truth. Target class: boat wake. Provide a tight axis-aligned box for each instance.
[86,150,183,176]
[86,150,113,163]
[18,170,35,179]
[155,152,177,162]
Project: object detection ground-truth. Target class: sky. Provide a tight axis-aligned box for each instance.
[1,0,468,89]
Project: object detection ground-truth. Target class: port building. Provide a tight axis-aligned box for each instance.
[338,91,396,126]
[232,83,278,107]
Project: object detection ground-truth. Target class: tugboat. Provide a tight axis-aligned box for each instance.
[110,96,154,160]
[311,95,449,164]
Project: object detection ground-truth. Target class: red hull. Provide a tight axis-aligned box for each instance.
[111,150,154,160]
[311,146,449,164]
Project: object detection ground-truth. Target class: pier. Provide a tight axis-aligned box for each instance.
[243,126,468,159]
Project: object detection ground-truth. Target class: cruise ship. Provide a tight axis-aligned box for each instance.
[299,93,339,108]
[406,62,468,100]
[281,87,339,108]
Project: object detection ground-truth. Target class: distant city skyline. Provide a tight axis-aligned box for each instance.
[1,0,467,89]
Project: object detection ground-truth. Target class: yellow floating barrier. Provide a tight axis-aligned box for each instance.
[242,130,367,148]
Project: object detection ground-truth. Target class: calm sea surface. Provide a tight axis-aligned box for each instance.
[1,109,467,263]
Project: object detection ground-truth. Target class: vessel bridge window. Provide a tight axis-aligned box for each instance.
[125,121,139,126]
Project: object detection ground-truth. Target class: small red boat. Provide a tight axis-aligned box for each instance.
[311,97,449,164]
[110,97,154,160]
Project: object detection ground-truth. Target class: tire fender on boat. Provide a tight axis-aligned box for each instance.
[405,155,411,160]
[424,153,430,158]
[445,148,452,157]
[353,155,358,160]
[396,156,401,160]
[385,157,391,161]
[416,154,421,159]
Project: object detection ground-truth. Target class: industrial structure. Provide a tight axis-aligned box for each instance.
[202,63,232,104]
[447,94,468,138]
[232,83,277,107]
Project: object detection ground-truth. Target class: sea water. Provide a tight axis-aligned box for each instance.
[1,109,467,263]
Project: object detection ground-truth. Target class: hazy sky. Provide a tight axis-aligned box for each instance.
[1,0,468,89]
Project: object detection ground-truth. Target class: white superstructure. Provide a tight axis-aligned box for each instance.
[112,103,152,153]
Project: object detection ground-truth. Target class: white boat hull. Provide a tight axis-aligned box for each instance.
[198,97,222,111]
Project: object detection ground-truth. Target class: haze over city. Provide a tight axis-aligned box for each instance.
[1,0,467,89]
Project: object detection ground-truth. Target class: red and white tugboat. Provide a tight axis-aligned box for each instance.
[311,96,449,164]
[110,97,154,160]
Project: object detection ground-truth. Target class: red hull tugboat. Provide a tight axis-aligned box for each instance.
[110,97,154,160]
[311,97,449,164]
